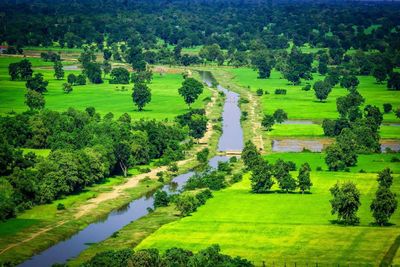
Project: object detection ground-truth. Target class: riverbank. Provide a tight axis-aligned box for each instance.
[0,73,223,266]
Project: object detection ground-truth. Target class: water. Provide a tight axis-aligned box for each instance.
[19,72,243,267]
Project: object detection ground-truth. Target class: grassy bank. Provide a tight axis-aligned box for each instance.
[137,170,400,266]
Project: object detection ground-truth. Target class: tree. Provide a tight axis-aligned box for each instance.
[330,181,361,225]
[25,90,45,110]
[318,60,328,75]
[383,103,392,113]
[76,74,86,85]
[62,83,73,94]
[131,70,153,84]
[340,75,359,90]
[196,148,209,164]
[396,107,400,119]
[250,157,274,193]
[154,190,170,208]
[26,73,49,93]
[67,73,77,84]
[371,186,397,226]
[132,82,151,111]
[241,141,260,169]
[53,61,64,80]
[109,67,130,84]
[377,168,393,188]
[273,109,288,123]
[298,163,312,193]
[325,142,357,171]
[102,60,112,77]
[0,178,15,221]
[115,141,132,177]
[313,81,332,102]
[178,78,204,108]
[103,49,112,60]
[175,194,199,216]
[387,72,400,90]
[261,114,275,131]
[372,66,387,84]
[84,63,103,83]
[8,59,33,80]
[188,114,207,139]
[279,173,297,193]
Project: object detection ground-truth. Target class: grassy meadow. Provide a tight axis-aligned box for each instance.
[227,67,400,122]
[137,170,400,265]
[0,56,211,120]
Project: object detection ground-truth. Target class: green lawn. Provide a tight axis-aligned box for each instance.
[137,171,400,265]
[264,152,400,174]
[0,56,211,119]
[227,67,400,123]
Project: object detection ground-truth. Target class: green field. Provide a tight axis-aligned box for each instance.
[137,170,400,265]
[227,67,400,123]
[0,56,211,119]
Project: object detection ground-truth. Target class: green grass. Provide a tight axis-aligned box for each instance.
[137,171,400,265]
[266,123,398,139]
[0,176,125,237]
[227,67,400,123]
[21,148,51,157]
[0,56,211,119]
[264,152,400,173]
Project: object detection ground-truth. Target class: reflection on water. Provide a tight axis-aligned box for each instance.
[20,71,243,267]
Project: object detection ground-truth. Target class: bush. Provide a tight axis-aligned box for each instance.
[274,89,287,95]
[154,190,170,208]
[57,203,65,210]
[302,84,311,91]
[256,88,263,96]
[391,157,400,162]
[383,103,392,113]
[239,98,249,104]
[316,166,322,171]
[231,172,243,183]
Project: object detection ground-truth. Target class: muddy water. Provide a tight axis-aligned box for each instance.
[271,139,332,152]
[272,139,400,153]
[19,72,242,267]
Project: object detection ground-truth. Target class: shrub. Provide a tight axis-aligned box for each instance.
[256,88,263,96]
[302,84,311,91]
[57,203,65,210]
[274,89,287,95]
[383,103,392,113]
[231,172,243,183]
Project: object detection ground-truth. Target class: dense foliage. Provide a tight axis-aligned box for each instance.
[82,244,253,267]
[0,108,188,220]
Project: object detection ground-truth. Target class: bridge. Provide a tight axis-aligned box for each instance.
[217,150,242,156]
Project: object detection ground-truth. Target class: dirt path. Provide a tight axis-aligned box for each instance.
[247,92,264,152]
[0,221,66,256]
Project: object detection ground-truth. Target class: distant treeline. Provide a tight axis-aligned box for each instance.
[1,0,399,52]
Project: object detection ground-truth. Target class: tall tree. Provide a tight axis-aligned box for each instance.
[261,114,275,131]
[370,186,397,226]
[25,90,45,110]
[313,81,332,102]
[297,163,312,194]
[53,61,64,80]
[26,73,49,94]
[132,82,151,111]
[387,72,400,91]
[178,78,204,108]
[330,181,361,225]
[377,168,393,188]
[273,109,288,124]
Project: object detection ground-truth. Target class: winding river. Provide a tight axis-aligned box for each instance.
[19,71,243,266]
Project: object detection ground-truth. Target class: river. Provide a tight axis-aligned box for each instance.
[19,71,244,266]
